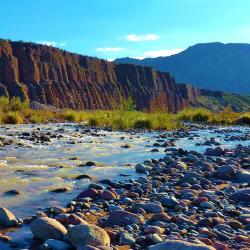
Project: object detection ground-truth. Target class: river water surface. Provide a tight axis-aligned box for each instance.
[0,124,249,219]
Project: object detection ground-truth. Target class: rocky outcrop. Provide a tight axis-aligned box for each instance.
[0,40,200,112]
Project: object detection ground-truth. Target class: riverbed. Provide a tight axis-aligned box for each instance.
[0,124,249,219]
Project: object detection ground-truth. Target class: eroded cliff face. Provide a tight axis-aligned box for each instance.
[0,40,200,112]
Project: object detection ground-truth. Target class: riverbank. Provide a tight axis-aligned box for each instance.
[0,125,249,249]
[0,97,249,130]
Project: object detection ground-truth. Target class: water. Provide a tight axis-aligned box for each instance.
[0,124,249,219]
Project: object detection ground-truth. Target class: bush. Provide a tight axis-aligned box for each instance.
[9,97,29,111]
[133,119,152,129]
[3,112,24,124]
[120,96,136,111]
[192,112,210,123]
[88,118,98,126]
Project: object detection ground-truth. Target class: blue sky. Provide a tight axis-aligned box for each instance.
[1,0,250,60]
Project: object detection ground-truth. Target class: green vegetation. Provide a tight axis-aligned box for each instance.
[0,96,249,129]
[197,93,250,112]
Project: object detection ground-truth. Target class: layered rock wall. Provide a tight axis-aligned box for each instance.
[0,40,200,112]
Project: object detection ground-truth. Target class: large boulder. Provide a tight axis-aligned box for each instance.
[0,207,18,227]
[148,240,215,250]
[108,210,144,226]
[30,217,67,241]
[67,224,110,247]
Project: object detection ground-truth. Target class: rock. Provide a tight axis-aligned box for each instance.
[160,196,179,207]
[100,190,117,201]
[51,187,70,193]
[108,210,144,226]
[77,188,100,199]
[148,240,216,250]
[200,201,214,209]
[205,147,224,156]
[75,174,93,180]
[4,190,20,196]
[30,217,67,241]
[144,226,164,234]
[66,214,88,226]
[67,224,110,247]
[135,163,151,173]
[44,239,72,250]
[235,170,250,184]
[231,189,250,202]
[217,164,235,177]
[0,207,18,227]
[119,232,135,245]
[132,203,164,213]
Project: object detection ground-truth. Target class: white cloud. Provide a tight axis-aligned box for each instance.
[142,48,184,58]
[37,41,57,46]
[36,41,66,47]
[59,42,66,47]
[126,34,160,42]
[96,47,124,52]
[107,58,115,61]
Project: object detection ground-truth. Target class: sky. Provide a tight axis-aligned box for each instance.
[1,0,250,60]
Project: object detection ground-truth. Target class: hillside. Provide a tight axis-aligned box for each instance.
[0,40,249,113]
[115,42,250,94]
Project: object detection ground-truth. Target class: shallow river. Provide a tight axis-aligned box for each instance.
[0,124,249,219]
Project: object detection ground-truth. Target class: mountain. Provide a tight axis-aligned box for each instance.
[115,42,250,94]
[0,39,200,113]
[0,40,249,113]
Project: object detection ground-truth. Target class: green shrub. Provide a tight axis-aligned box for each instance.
[192,112,210,123]
[133,119,152,129]
[120,96,136,111]
[3,112,24,124]
[88,118,98,126]
[9,97,29,111]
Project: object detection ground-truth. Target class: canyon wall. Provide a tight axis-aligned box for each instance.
[0,40,200,112]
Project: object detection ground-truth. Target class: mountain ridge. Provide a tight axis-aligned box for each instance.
[115,42,250,94]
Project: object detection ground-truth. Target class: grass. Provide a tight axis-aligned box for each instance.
[0,97,249,129]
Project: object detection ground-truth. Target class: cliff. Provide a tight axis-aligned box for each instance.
[0,40,200,112]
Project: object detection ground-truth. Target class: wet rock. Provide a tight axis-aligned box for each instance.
[51,187,71,193]
[77,188,100,199]
[135,163,151,173]
[0,207,18,227]
[4,190,20,196]
[148,240,216,250]
[30,217,67,241]
[44,239,72,250]
[205,147,224,156]
[75,174,93,180]
[67,224,110,247]
[108,210,144,226]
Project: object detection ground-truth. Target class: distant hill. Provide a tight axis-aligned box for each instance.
[115,42,250,94]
